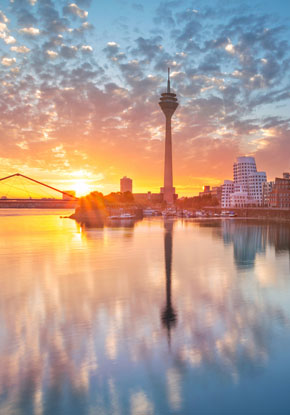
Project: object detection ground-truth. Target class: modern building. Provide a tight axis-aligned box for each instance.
[212,186,223,203]
[222,156,266,207]
[230,191,249,207]
[233,156,257,192]
[221,180,234,208]
[199,185,211,196]
[248,171,267,206]
[269,173,290,208]
[262,181,274,207]
[133,192,164,204]
[159,68,178,204]
[120,176,132,193]
[199,185,222,203]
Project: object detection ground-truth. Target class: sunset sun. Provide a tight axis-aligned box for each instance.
[73,179,91,197]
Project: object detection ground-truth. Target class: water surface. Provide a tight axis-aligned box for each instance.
[0,210,290,414]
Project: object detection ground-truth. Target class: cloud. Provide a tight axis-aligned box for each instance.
[19,27,40,36]
[0,11,9,24]
[81,44,93,52]
[74,21,94,34]
[254,126,290,178]
[0,12,16,44]
[198,53,221,73]
[103,42,125,61]
[60,45,78,58]
[63,3,88,19]
[131,36,163,61]
[10,45,30,53]
[1,57,16,66]
[0,0,290,194]
[225,42,235,54]
[16,9,38,27]
[37,1,70,34]
[75,0,92,5]
[2,35,16,44]
[46,49,58,58]
[154,0,184,26]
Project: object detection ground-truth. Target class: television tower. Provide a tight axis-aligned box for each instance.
[159,68,179,204]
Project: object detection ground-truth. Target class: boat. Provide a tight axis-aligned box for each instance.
[108,213,135,220]
[143,208,158,216]
[120,213,135,219]
[221,211,230,217]
[229,211,237,217]
[162,209,177,217]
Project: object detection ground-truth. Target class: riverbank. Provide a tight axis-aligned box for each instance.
[203,207,290,221]
[69,199,290,227]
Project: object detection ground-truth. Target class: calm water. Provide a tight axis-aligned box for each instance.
[0,209,290,415]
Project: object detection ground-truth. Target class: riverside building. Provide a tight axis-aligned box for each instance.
[262,181,274,207]
[200,185,222,203]
[230,191,249,208]
[120,176,132,193]
[222,156,267,208]
[233,156,257,192]
[221,180,234,208]
[269,173,290,208]
[248,172,267,206]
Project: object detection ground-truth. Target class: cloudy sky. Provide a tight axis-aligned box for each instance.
[0,0,290,196]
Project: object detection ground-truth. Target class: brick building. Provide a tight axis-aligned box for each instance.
[269,173,290,208]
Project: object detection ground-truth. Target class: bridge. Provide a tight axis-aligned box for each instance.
[0,173,79,208]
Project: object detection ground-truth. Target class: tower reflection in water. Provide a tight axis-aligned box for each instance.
[161,220,177,346]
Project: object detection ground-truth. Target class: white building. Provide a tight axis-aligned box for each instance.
[248,172,267,206]
[221,180,234,208]
[230,191,249,207]
[233,156,257,192]
[222,156,267,208]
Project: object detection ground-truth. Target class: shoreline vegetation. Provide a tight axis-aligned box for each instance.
[69,191,143,226]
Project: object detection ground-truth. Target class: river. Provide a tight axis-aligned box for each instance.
[0,209,289,414]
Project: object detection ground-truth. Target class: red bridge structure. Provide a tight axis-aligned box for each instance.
[0,173,79,208]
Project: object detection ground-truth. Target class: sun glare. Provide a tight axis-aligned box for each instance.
[73,179,91,197]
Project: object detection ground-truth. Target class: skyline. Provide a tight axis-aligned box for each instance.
[0,0,290,196]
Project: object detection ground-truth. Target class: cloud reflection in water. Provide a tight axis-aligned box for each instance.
[0,214,289,414]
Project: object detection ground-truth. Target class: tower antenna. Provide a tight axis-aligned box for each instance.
[167,67,170,93]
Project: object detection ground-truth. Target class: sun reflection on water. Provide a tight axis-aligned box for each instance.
[0,213,289,413]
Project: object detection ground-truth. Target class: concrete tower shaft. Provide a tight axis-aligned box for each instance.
[159,68,179,204]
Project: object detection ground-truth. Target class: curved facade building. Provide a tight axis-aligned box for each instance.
[233,156,257,192]
[222,156,267,208]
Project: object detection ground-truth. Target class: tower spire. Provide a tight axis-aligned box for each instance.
[159,68,178,205]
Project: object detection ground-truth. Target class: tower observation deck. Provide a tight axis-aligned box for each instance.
[159,68,179,204]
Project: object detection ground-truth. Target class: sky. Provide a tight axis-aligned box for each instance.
[0,0,290,196]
